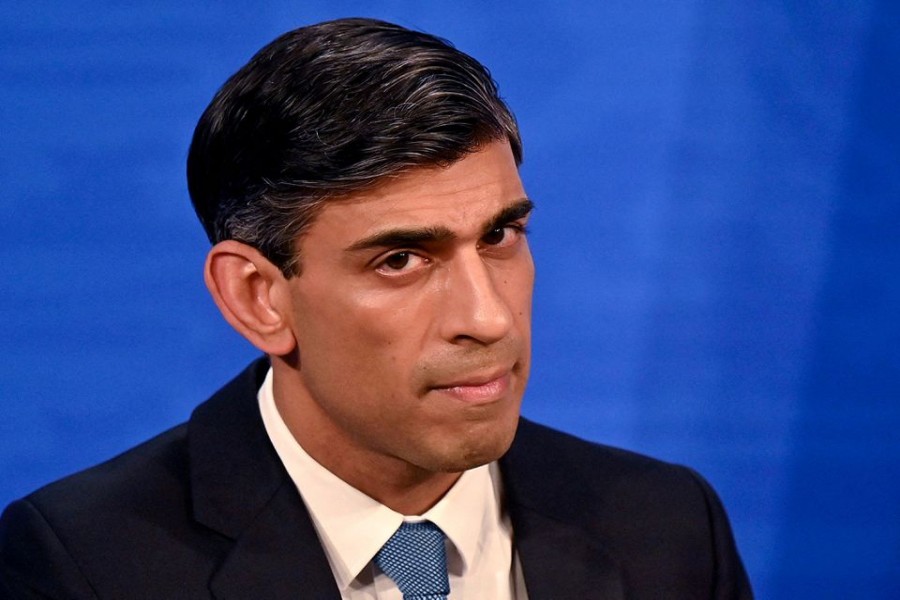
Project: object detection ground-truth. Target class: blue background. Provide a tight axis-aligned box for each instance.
[2,2,898,597]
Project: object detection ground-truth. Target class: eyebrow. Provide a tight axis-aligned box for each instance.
[484,198,534,233]
[345,197,535,253]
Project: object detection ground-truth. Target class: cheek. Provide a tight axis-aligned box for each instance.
[293,286,430,387]
[343,279,442,344]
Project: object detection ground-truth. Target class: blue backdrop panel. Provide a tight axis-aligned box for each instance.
[1,2,897,597]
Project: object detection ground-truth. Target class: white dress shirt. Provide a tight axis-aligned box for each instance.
[258,368,527,599]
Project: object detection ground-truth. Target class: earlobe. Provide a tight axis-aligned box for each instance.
[204,240,297,356]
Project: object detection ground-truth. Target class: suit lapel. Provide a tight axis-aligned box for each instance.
[208,480,340,600]
[509,504,625,600]
[187,359,341,600]
[501,419,626,600]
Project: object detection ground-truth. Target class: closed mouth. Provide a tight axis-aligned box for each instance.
[430,369,512,403]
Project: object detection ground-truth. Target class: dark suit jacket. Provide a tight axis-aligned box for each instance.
[0,359,752,599]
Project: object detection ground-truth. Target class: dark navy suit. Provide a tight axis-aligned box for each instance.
[0,359,752,599]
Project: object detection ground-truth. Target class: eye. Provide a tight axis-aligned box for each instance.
[374,251,429,276]
[480,224,526,248]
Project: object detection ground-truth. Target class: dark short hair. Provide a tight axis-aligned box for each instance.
[187,17,522,276]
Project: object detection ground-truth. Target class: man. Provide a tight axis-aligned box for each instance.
[0,18,752,599]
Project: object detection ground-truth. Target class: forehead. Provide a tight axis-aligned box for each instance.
[310,141,525,241]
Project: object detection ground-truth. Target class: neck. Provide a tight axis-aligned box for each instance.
[316,451,462,515]
[271,360,462,515]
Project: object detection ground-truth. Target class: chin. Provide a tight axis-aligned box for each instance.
[427,416,520,473]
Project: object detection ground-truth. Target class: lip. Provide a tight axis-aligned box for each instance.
[430,370,512,404]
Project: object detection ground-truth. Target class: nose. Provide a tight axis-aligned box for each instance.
[439,250,514,345]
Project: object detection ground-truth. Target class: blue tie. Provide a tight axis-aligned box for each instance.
[374,521,450,600]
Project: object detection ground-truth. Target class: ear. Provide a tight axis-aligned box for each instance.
[204,240,297,356]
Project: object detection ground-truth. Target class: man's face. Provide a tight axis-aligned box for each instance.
[276,140,534,477]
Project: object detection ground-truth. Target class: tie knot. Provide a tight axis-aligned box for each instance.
[374,521,450,600]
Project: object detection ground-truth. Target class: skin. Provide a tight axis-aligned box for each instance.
[207,140,534,514]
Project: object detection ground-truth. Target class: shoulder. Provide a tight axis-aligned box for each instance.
[6,358,270,527]
[21,421,190,523]
[502,418,752,598]
[0,359,269,598]
[0,423,193,598]
[502,418,730,553]
[504,417,708,501]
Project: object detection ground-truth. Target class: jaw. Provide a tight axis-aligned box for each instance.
[345,414,521,515]
[269,342,528,513]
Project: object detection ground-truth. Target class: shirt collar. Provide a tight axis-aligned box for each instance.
[258,367,496,590]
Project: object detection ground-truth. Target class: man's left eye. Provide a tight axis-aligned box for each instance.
[481,225,523,247]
